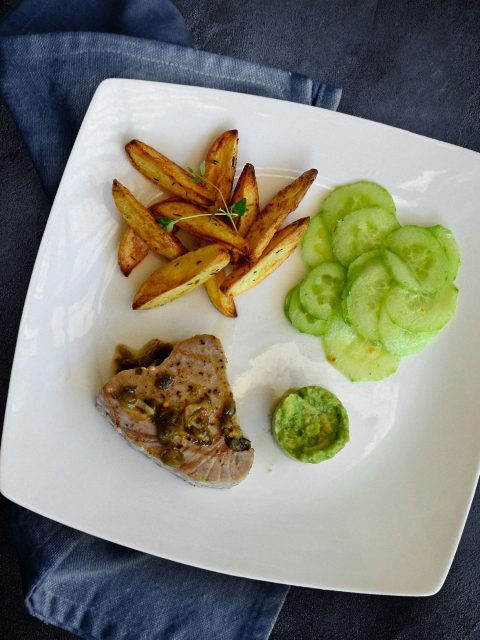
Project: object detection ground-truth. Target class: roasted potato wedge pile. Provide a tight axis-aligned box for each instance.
[113,130,317,314]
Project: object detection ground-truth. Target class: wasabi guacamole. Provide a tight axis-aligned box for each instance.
[272,386,349,463]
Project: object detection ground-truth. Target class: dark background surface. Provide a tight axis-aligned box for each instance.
[1,1,479,638]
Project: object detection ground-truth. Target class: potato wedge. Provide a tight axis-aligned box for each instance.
[246,169,317,262]
[201,130,239,316]
[125,140,216,208]
[204,129,238,209]
[231,163,260,237]
[229,163,260,264]
[204,271,237,317]
[221,217,309,297]
[150,200,247,254]
[133,243,231,310]
[118,227,149,276]
[112,180,186,259]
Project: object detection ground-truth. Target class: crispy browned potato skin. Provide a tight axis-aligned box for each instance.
[246,169,317,262]
[133,243,231,310]
[112,180,186,260]
[118,227,149,276]
[229,163,260,264]
[204,271,237,317]
[221,217,309,297]
[204,129,238,209]
[150,200,247,253]
[125,140,216,208]
[231,163,260,237]
[201,130,240,317]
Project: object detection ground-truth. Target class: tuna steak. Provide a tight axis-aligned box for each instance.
[96,334,253,488]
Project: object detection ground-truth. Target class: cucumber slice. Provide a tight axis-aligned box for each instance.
[385,225,448,293]
[378,306,438,356]
[284,287,294,316]
[321,181,396,233]
[381,248,420,291]
[345,249,381,287]
[384,284,458,332]
[299,262,346,320]
[301,214,334,268]
[429,225,461,283]
[286,286,329,336]
[332,206,399,265]
[347,249,419,292]
[344,258,391,342]
[322,315,400,382]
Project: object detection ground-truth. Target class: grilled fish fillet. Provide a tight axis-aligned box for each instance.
[96,335,254,488]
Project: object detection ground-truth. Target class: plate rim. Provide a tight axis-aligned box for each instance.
[2,77,480,597]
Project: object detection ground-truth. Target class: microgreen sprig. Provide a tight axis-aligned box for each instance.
[155,161,247,233]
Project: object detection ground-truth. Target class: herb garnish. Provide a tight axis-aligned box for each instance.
[156,161,247,233]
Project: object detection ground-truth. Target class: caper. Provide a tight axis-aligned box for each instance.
[223,400,236,417]
[189,426,213,446]
[221,423,242,438]
[118,387,137,410]
[157,432,174,445]
[185,408,209,431]
[225,436,251,452]
[155,374,174,390]
[155,407,184,444]
[154,406,181,427]
[161,448,185,468]
[132,398,156,417]
[220,416,243,440]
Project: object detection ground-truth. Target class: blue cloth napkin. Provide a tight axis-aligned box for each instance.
[0,2,341,639]
[0,0,341,201]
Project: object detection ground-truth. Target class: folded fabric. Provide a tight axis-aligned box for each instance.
[10,505,288,640]
[0,1,341,639]
[0,0,192,46]
[0,5,340,200]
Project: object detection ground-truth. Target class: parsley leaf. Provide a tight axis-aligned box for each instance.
[156,217,175,233]
[231,197,247,217]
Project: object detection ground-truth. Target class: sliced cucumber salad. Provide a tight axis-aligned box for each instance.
[284,180,460,382]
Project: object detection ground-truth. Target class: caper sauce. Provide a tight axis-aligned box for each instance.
[114,340,173,373]
[113,342,250,457]
[154,402,214,449]
[221,400,251,452]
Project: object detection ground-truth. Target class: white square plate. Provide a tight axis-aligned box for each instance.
[2,79,480,596]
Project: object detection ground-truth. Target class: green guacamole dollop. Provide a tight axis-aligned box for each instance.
[272,386,349,463]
